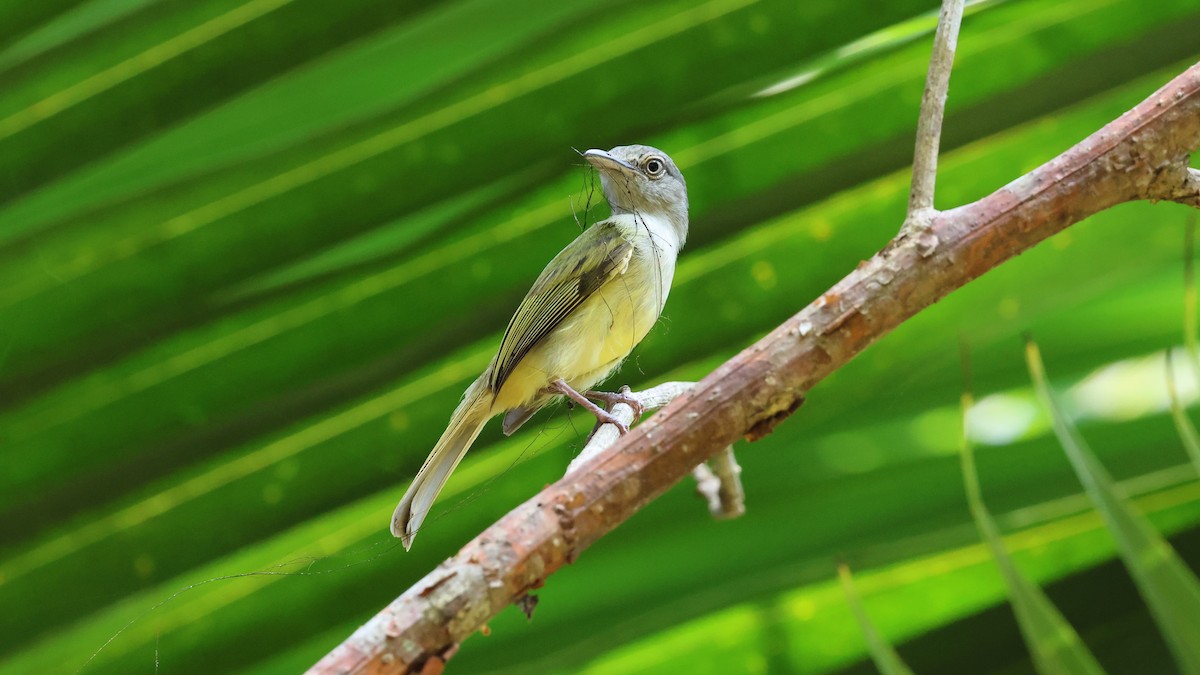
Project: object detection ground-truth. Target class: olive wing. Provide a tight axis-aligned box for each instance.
[488,221,634,393]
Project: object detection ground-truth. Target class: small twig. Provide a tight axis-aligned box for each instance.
[570,382,745,519]
[904,0,965,232]
[693,446,745,519]
[1146,164,1200,208]
[1167,168,1200,208]
[566,381,695,474]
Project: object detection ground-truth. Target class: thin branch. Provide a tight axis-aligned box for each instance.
[566,382,695,474]
[568,382,744,519]
[308,60,1200,675]
[693,446,744,519]
[904,0,965,229]
[1164,167,1200,208]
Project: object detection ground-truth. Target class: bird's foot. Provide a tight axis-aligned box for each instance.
[585,387,645,422]
[589,408,631,436]
[544,379,632,435]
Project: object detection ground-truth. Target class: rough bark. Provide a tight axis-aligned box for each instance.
[309,60,1200,675]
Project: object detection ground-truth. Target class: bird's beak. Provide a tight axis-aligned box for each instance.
[584,149,636,176]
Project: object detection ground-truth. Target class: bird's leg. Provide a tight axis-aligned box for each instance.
[543,378,631,435]
[584,386,645,422]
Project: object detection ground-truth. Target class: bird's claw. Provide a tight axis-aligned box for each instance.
[592,408,630,435]
[585,389,645,422]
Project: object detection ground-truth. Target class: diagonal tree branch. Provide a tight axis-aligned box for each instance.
[308,49,1200,675]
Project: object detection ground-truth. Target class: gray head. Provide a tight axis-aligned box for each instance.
[584,144,688,245]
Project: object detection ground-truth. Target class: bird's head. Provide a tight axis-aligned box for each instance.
[584,145,688,244]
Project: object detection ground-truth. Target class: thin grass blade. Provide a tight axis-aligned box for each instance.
[1025,338,1200,674]
[838,562,916,675]
[960,362,1107,675]
[1164,351,1200,475]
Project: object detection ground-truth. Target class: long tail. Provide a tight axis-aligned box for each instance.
[392,379,491,550]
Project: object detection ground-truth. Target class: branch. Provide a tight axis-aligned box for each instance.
[308,59,1200,674]
[693,446,745,520]
[564,382,745,519]
[1161,167,1200,208]
[565,382,695,474]
[904,0,965,232]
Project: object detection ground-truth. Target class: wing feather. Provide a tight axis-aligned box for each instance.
[488,221,633,393]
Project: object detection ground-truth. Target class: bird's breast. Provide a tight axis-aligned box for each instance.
[493,216,681,409]
[558,224,678,376]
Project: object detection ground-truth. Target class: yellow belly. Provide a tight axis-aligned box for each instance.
[492,266,665,412]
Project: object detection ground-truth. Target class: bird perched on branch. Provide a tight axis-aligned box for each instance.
[392,145,689,549]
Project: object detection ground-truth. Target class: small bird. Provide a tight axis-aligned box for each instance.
[392,145,689,549]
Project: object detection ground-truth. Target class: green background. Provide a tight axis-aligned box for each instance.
[1,0,1199,672]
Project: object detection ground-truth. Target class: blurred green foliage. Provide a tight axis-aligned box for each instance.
[961,385,1108,675]
[1,0,1199,673]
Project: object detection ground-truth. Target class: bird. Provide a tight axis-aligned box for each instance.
[391,144,689,549]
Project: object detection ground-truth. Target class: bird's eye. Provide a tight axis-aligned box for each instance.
[644,156,665,178]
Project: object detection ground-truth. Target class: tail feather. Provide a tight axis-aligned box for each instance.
[392,384,491,550]
[501,404,538,436]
